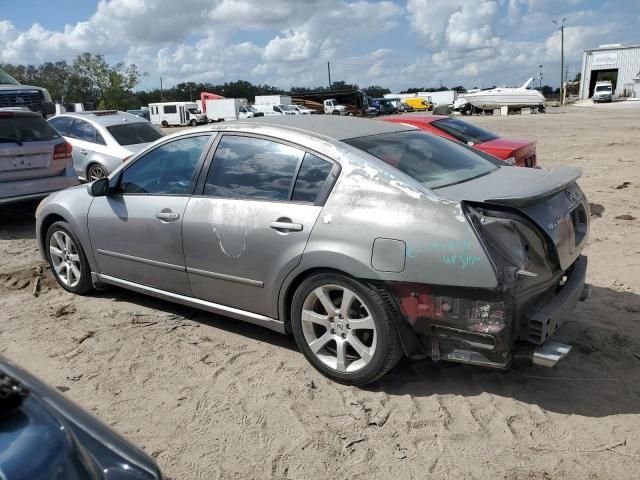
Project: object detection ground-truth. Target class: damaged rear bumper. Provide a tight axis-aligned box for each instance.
[387,255,590,369]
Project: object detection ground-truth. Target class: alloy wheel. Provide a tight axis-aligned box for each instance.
[301,284,377,373]
[88,164,107,181]
[49,230,82,288]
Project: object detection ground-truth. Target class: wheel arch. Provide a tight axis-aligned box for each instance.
[278,266,426,360]
[39,213,68,258]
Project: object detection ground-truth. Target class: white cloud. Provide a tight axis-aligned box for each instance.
[0,0,638,91]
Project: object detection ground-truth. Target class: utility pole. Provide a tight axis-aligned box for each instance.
[538,65,543,90]
[553,18,566,104]
[327,62,332,91]
[160,76,164,102]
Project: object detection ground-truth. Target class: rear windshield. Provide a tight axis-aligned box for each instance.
[106,122,164,146]
[0,69,20,85]
[345,130,500,189]
[431,118,498,145]
[0,114,61,143]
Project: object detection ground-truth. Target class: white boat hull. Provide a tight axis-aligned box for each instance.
[464,79,545,110]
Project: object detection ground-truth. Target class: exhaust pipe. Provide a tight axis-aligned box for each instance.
[532,341,572,367]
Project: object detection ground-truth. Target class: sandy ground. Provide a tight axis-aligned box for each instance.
[2,105,640,480]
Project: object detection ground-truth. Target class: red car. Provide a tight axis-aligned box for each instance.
[382,115,537,167]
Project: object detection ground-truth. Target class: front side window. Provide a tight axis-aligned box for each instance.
[163,105,177,114]
[204,135,304,201]
[345,131,500,189]
[48,116,75,136]
[118,135,210,195]
[431,118,498,145]
[69,119,100,144]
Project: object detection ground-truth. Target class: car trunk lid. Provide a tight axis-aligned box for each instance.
[0,141,61,182]
[475,138,537,167]
[437,166,588,270]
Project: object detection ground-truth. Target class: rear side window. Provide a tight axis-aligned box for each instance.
[291,153,333,203]
[163,105,177,114]
[118,135,210,195]
[48,116,75,135]
[204,135,304,201]
[0,114,61,143]
[107,123,164,146]
[431,118,498,145]
[346,130,500,189]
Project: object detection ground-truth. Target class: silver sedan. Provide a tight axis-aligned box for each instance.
[48,111,165,182]
[35,116,591,385]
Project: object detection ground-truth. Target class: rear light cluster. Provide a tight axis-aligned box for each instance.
[53,141,73,161]
[388,282,506,334]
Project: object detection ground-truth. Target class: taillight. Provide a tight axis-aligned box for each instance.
[53,141,72,161]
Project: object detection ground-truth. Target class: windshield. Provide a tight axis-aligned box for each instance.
[106,122,164,146]
[431,118,498,145]
[595,85,612,92]
[345,130,500,189]
[0,69,20,85]
[0,114,60,143]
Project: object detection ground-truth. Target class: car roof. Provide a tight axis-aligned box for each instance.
[56,111,146,127]
[242,115,416,141]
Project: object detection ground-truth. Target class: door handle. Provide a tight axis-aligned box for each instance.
[156,211,180,221]
[80,149,88,154]
[269,221,303,232]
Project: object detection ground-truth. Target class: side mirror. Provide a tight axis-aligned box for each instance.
[89,177,110,197]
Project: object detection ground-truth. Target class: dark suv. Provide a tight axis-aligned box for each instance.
[0,68,55,116]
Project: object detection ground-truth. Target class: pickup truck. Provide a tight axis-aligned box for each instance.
[0,68,55,116]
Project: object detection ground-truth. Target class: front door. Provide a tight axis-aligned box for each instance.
[88,134,213,295]
[183,134,337,318]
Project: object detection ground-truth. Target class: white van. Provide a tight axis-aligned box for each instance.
[251,104,293,116]
[149,102,207,127]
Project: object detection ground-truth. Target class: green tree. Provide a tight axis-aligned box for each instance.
[363,85,391,98]
[72,53,139,109]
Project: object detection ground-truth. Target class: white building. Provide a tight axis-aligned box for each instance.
[578,44,640,100]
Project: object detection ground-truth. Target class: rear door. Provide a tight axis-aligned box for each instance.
[66,119,113,176]
[88,134,213,294]
[0,113,63,182]
[182,134,338,318]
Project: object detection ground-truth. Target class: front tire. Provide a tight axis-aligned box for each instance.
[45,221,93,294]
[291,272,402,385]
[189,119,197,126]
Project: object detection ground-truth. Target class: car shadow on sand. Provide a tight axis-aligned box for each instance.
[372,285,640,418]
[0,201,39,240]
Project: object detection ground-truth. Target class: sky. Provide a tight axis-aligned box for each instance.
[1,0,639,92]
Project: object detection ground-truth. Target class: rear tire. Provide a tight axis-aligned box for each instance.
[291,272,403,385]
[161,121,169,127]
[45,221,93,295]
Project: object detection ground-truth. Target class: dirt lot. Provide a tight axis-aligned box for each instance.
[2,105,640,480]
